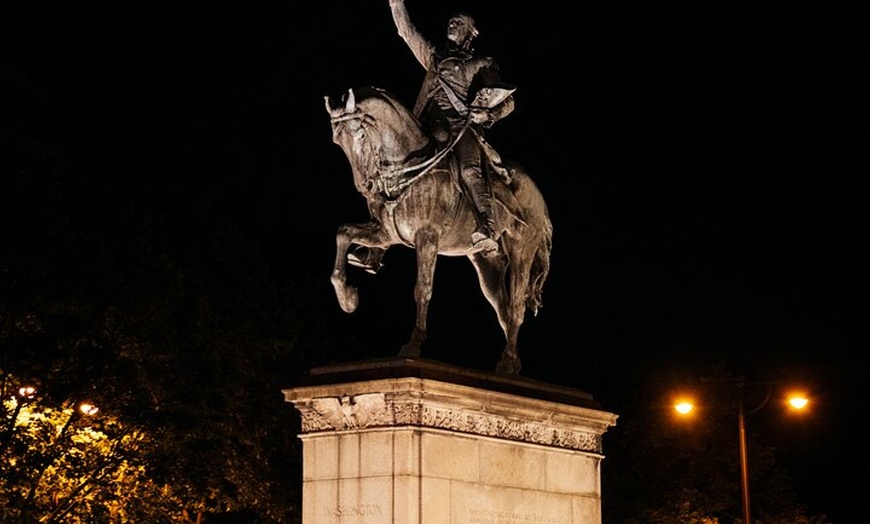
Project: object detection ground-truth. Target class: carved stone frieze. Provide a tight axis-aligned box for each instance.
[295,393,604,453]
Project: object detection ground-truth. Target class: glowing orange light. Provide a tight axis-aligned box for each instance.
[18,386,36,398]
[79,403,99,416]
[674,400,694,415]
[786,392,809,411]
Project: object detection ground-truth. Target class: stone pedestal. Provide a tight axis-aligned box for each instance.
[283,358,618,524]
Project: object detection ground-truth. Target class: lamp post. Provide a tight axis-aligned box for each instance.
[674,382,809,524]
[738,391,751,524]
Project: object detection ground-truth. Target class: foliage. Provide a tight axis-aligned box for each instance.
[1,372,187,523]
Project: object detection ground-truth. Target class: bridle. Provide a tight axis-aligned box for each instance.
[330,108,470,199]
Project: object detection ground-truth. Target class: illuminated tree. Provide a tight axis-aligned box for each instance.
[1,373,188,523]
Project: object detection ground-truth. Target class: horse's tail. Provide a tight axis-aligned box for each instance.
[526,214,553,316]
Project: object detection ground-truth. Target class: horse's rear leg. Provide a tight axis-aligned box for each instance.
[499,249,536,375]
[398,228,438,358]
[470,252,530,375]
[493,312,524,374]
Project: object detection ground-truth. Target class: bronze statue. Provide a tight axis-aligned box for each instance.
[325,86,552,375]
[324,1,552,375]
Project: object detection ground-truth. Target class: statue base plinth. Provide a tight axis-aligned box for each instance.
[283,357,618,524]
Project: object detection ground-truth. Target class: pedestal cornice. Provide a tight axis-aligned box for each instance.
[283,358,618,454]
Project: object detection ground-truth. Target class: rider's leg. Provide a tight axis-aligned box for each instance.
[457,137,498,256]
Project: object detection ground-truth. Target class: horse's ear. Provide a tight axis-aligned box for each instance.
[324,95,333,114]
[345,88,356,112]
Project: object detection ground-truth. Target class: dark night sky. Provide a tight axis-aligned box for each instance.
[3,1,866,521]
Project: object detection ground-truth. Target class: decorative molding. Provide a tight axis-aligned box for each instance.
[294,393,604,453]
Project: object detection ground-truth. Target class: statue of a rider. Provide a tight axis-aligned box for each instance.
[349,0,516,273]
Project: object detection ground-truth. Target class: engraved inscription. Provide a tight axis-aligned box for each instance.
[468,508,558,524]
[324,503,384,519]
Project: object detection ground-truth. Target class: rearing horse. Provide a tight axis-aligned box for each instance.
[325,86,552,375]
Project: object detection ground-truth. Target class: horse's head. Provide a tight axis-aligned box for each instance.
[325,87,431,196]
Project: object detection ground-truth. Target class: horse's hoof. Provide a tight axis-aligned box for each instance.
[338,287,359,313]
[495,356,521,375]
[398,344,421,358]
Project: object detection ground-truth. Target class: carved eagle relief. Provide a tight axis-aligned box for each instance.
[311,393,387,429]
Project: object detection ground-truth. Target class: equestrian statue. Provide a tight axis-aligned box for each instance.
[324,1,553,375]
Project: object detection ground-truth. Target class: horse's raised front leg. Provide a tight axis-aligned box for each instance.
[331,221,388,313]
[398,227,439,358]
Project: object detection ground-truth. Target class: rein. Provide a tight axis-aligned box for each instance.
[331,109,470,199]
[382,120,470,198]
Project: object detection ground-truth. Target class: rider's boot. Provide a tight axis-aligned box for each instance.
[348,246,386,274]
[463,168,499,258]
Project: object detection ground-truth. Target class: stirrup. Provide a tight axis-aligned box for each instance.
[347,248,383,274]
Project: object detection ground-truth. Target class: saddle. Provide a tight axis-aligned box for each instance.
[473,129,513,184]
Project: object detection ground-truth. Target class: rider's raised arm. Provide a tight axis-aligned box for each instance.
[389,0,435,70]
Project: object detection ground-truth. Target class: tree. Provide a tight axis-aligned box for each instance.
[1,370,188,523]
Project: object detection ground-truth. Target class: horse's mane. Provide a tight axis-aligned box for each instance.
[354,86,403,109]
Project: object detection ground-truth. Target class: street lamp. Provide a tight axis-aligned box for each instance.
[1,384,39,454]
[79,402,99,416]
[673,383,809,524]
